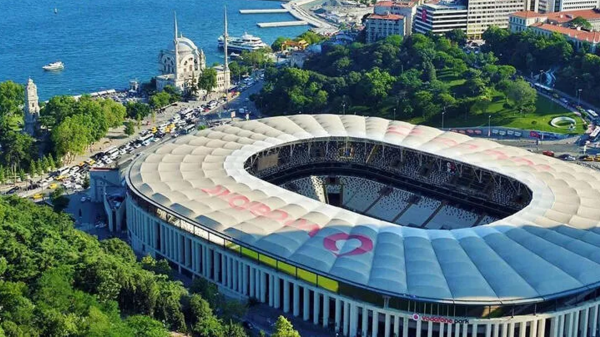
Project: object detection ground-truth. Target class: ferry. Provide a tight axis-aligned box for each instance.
[218,32,269,53]
[42,61,64,71]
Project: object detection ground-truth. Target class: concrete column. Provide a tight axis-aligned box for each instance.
[493,324,499,337]
[464,323,469,337]
[249,268,255,298]
[501,323,508,337]
[344,301,350,337]
[448,322,454,337]
[581,308,589,337]
[591,306,598,337]
[303,287,310,321]
[242,264,248,295]
[160,225,165,254]
[283,280,290,313]
[373,310,380,337]
[313,291,320,325]
[386,315,394,337]
[322,294,330,328]
[221,254,227,286]
[538,319,546,337]
[403,317,409,337]
[236,261,242,293]
[191,242,197,272]
[394,315,400,337]
[362,307,369,337]
[268,275,274,307]
[530,320,538,337]
[440,323,445,337]
[274,277,281,309]
[293,283,300,317]
[184,237,190,267]
[550,316,558,337]
[349,304,358,337]
[213,251,220,283]
[335,298,342,333]
[485,324,491,337]
[519,322,526,337]
[427,321,433,337]
[260,271,266,303]
[456,324,461,337]
[255,268,261,298]
[472,324,478,337]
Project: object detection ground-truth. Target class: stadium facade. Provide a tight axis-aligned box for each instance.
[126,115,600,337]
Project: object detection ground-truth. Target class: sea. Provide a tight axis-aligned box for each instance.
[0,0,309,101]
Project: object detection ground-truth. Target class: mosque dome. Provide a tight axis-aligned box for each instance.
[170,36,198,53]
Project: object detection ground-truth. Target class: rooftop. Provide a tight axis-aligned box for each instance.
[532,22,600,43]
[375,1,417,8]
[367,13,405,20]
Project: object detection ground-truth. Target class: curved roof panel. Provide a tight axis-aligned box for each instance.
[127,115,600,305]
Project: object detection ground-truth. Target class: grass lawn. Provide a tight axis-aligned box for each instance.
[408,71,579,134]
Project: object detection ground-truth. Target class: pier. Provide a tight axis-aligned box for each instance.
[257,21,309,28]
[239,9,289,14]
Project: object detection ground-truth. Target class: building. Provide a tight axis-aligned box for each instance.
[365,13,406,42]
[466,0,527,37]
[156,13,230,95]
[126,114,600,337]
[510,10,600,51]
[413,1,469,35]
[537,0,599,13]
[23,78,39,136]
[90,167,126,232]
[374,1,419,35]
[156,14,206,93]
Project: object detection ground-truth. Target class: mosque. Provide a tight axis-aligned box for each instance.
[156,13,230,95]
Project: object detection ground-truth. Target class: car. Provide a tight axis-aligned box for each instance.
[6,186,21,195]
[542,150,555,157]
[32,193,44,200]
[242,321,254,330]
[49,183,58,189]
[81,196,90,202]
[557,154,576,161]
[579,155,593,161]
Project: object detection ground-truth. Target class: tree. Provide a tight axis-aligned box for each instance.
[50,187,70,212]
[504,79,537,114]
[51,115,91,163]
[445,29,467,46]
[569,17,592,30]
[82,175,90,189]
[272,316,300,337]
[223,321,247,337]
[125,315,169,337]
[41,156,49,173]
[48,155,56,170]
[192,315,223,337]
[149,92,171,110]
[124,121,136,136]
[0,81,25,126]
[0,131,35,169]
[272,36,291,51]
[29,159,38,177]
[126,101,151,120]
[198,68,218,98]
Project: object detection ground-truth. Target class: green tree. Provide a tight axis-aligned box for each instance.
[149,92,171,110]
[82,174,90,189]
[0,81,25,126]
[124,121,136,136]
[125,315,169,337]
[126,101,151,120]
[18,168,25,182]
[504,79,537,114]
[0,131,35,169]
[272,316,300,337]
[271,36,291,51]
[29,159,38,177]
[192,315,223,337]
[0,165,4,184]
[198,68,218,97]
[569,17,592,30]
[41,156,49,173]
[50,186,70,212]
[223,321,247,337]
[48,154,56,170]
[51,115,91,164]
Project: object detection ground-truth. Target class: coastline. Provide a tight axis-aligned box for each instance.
[282,0,338,33]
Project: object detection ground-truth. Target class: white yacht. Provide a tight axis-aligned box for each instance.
[43,61,64,71]
[218,32,269,53]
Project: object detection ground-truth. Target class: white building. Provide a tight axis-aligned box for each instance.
[126,114,600,337]
[466,0,527,37]
[413,1,469,35]
[365,13,406,42]
[23,78,39,136]
[538,0,599,13]
[510,10,600,51]
[156,13,230,95]
[374,1,419,35]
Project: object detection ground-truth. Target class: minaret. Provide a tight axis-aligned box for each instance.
[173,12,180,84]
[24,78,40,136]
[223,6,231,94]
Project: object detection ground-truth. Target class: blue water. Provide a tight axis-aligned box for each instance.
[0,0,308,100]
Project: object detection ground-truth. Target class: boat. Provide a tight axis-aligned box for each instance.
[42,61,64,71]
[54,7,58,14]
[229,52,241,59]
[218,32,269,53]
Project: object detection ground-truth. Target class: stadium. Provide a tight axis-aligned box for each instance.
[126,115,600,337]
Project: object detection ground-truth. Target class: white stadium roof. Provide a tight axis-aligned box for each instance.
[127,115,600,305]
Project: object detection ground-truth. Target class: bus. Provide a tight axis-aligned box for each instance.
[182,124,195,134]
[104,147,120,159]
[138,133,154,143]
[587,109,598,119]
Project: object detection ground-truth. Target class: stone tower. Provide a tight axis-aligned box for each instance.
[24,78,40,136]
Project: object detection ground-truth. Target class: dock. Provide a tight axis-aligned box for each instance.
[239,9,289,14]
[257,21,309,27]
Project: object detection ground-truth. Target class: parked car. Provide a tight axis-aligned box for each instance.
[542,150,555,157]
[557,154,576,161]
